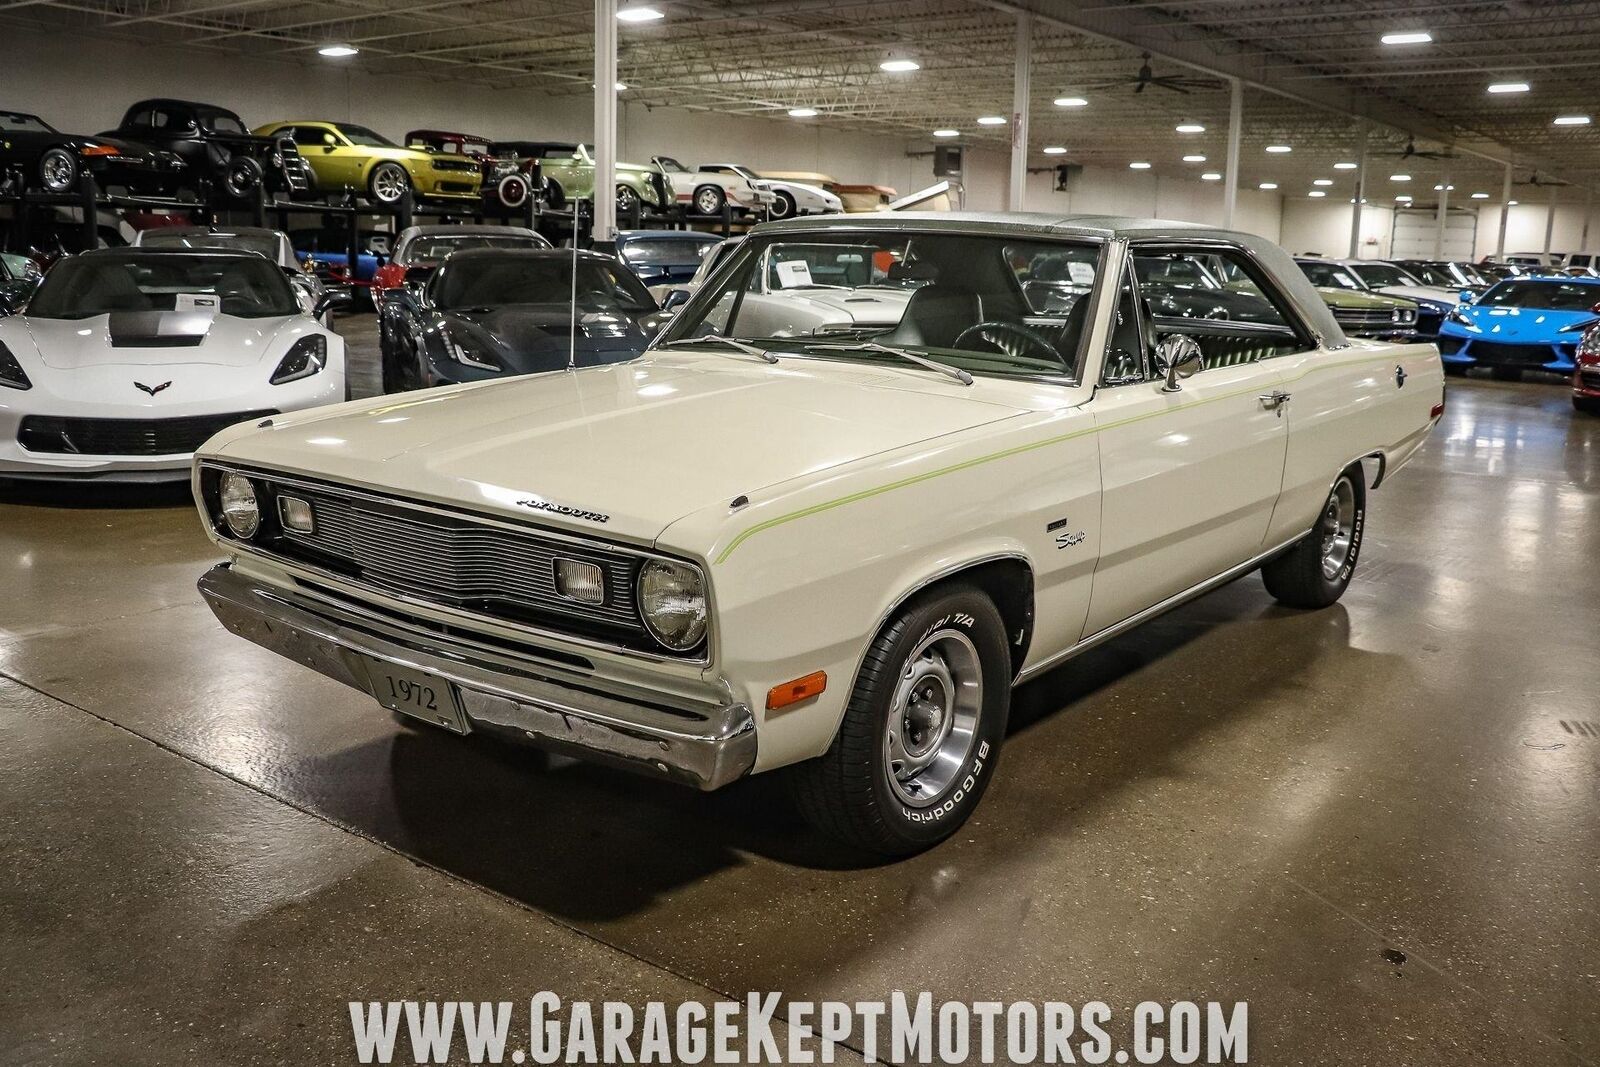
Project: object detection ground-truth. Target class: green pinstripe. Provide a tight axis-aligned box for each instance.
[713,350,1417,563]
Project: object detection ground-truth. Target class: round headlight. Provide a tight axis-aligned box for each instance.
[637,559,707,652]
[219,472,261,539]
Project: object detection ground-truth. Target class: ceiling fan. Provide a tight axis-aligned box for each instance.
[1514,171,1571,188]
[1088,52,1223,95]
[1377,135,1455,161]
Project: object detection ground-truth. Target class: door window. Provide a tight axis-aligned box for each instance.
[1133,246,1311,368]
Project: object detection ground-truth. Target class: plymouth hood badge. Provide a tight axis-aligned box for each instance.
[515,497,610,524]
[134,381,173,396]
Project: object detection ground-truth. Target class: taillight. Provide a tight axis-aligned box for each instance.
[372,263,405,290]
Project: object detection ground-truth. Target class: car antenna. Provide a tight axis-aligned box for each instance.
[568,197,582,372]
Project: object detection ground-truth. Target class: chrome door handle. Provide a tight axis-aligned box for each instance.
[1258,390,1291,415]
[1395,365,1408,388]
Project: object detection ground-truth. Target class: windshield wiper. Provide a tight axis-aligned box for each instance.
[658,336,779,364]
[802,340,973,385]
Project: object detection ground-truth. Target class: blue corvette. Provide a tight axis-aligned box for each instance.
[1437,275,1600,379]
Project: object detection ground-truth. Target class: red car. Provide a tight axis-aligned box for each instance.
[403,129,531,209]
[1576,320,1600,415]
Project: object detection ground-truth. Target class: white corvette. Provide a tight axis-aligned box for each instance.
[0,248,347,481]
[699,163,842,219]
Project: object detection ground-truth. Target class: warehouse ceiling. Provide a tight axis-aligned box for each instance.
[7,0,1600,203]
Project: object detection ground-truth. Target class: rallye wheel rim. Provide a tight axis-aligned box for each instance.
[41,151,76,192]
[372,165,407,203]
[770,193,793,218]
[1320,476,1357,580]
[695,187,722,214]
[884,628,982,807]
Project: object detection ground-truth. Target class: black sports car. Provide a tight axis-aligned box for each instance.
[103,99,316,201]
[0,109,184,196]
[379,248,667,392]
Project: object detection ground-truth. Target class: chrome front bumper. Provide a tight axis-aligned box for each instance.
[197,564,756,790]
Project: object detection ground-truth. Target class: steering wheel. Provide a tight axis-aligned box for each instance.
[952,320,1065,365]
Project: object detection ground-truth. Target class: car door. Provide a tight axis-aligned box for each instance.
[1081,243,1303,637]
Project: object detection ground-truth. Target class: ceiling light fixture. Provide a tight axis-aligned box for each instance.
[880,58,920,72]
[1259,182,1278,189]
[932,129,959,138]
[977,115,1007,126]
[1396,195,1414,202]
[615,82,628,91]
[318,44,358,56]
[1471,192,1489,199]
[1433,184,1455,191]
[1054,96,1088,108]
[1201,172,1222,181]
[617,4,664,22]
[788,107,818,118]
[1487,82,1529,94]
[1043,146,1067,155]
[1333,161,1359,170]
[1308,190,1326,197]
[1509,199,1519,205]
[1554,115,1592,126]
[1176,123,1205,134]
[1391,173,1411,181]
[1313,178,1333,186]
[1381,31,1432,45]
[1266,144,1292,153]
[1129,161,1152,170]
[1182,154,1207,163]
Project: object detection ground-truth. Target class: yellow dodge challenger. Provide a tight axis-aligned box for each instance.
[252,120,481,205]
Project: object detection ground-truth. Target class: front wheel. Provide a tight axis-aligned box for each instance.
[223,155,264,198]
[1261,465,1366,609]
[769,190,797,219]
[615,183,640,215]
[787,584,1011,856]
[39,147,79,193]
[367,162,410,205]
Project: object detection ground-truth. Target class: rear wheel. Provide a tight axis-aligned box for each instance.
[692,184,726,216]
[222,156,263,198]
[38,147,79,193]
[787,584,1011,856]
[769,190,797,219]
[1261,466,1366,609]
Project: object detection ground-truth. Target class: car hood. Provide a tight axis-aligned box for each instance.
[1315,287,1410,309]
[20,312,300,369]
[1374,284,1456,306]
[1446,304,1596,341]
[439,305,651,372]
[766,287,913,325]
[202,350,1031,546]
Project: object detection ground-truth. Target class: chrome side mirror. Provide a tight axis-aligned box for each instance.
[1153,334,1204,392]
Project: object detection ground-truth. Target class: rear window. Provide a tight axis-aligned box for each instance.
[28,254,298,319]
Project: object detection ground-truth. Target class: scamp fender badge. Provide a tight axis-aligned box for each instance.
[515,497,611,524]
[1048,516,1086,549]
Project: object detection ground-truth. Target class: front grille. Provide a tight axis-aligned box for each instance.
[1333,308,1411,335]
[1580,369,1600,390]
[233,476,672,654]
[1415,309,1444,337]
[431,159,478,174]
[19,411,275,456]
[1437,335,1465,355]
[438,181,477,194]
[1468,341,1559,366]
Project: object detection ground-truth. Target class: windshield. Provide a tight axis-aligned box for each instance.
[140,231,281,260]
[656,157,690,172]
[1297,262,1361,290]
[0,111,53,133]
[27,253,299,319]
[199,111,246,135]
[1402,262,1456,287]
[405,234,549,264]
[336,124,398,148]
[659,230,1102,382]
[1477,279,1600,311]
[619,237,718,267]
[1351,263,1422,288]
[432,255,654,312]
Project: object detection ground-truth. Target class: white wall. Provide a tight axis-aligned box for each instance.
[1281,195,1600,260]
[5,23,1285,239]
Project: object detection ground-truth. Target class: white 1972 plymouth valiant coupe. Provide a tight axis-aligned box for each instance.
[193,214,1442,855]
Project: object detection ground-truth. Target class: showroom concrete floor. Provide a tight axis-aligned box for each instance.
[2,316,1597,1065]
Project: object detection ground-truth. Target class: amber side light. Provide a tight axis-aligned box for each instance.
[767,671,827,711]
[80,145,120,157]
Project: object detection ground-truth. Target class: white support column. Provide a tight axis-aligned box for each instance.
[592,0,618,243]
[1008,11,1032,212]
[1433,177,1449,259]
[1495,161,1512,257]
[1544,186,1558,255]
[1584,189,1593,248]
[1347,121,1367,258]
[1223,77,1241,228]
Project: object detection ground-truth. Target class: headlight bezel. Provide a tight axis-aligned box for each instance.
[636,557,710,653]
[270,333,328,384]
[218,471,261,539]
[440,322,505,371]
[0,338,32,390]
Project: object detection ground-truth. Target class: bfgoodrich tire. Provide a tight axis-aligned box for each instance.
[1261,465,1366,609]
[787,584,1011,857]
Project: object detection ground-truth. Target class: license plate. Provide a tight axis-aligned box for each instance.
[361,657,469,734]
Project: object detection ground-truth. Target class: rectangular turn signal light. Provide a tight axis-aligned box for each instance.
[767,671,827,711]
